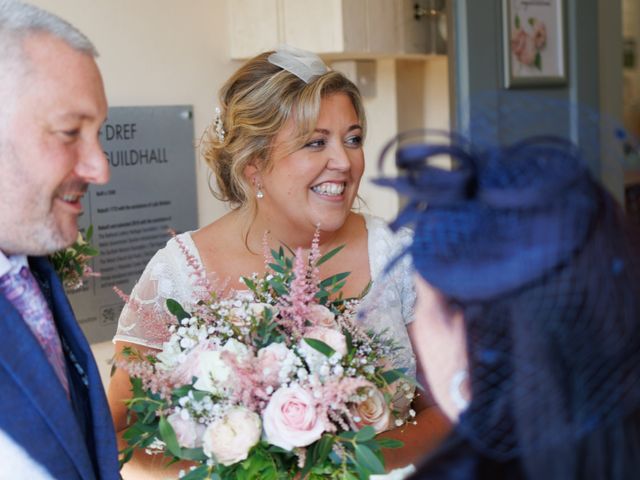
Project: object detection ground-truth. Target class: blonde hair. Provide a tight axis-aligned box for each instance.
[202,51,366,213]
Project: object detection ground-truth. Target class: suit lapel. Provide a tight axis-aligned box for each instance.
[30,257,119,479]
[0,295,95,478]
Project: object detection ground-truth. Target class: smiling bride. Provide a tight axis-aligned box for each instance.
[107,46,450,479]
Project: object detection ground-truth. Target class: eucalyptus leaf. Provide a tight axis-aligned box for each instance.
[166,298,190,320]
[319,272,350,289]
[158,416,181,458]
[316,244,345,266]
[303,338,336,357]
[354,444,385,474]
[376,438,404,449]
[354,426,376,442]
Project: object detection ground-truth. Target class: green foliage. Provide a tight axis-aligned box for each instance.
[534,52,542,70]
[166,298,191,320]
[49,225,99,290]
[303,338,336,357]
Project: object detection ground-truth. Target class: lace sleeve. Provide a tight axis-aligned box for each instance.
[395,225,417,326]
[113,234,206,350]
[357,215,418,425]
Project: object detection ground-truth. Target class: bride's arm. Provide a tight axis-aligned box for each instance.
[377,388,451,471]
[108,341,196,480]
[107,240,201,478]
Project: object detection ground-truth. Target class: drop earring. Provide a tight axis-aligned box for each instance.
[256,183,264,199]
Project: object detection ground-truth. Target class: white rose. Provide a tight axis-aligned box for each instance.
[202,407,261,465]
[222,338,251,361]
[263,385,326,451]
[193,350,232,394]
[167,411,205,448]
[156,340,183,369]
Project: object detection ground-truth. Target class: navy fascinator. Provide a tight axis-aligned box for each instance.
[375,95,640,479]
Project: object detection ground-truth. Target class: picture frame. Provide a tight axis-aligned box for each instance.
[502,0,567,88]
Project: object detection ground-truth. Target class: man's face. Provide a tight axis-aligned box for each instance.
[0,33,109,255]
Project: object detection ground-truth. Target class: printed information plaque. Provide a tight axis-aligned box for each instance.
[71,105,198,343]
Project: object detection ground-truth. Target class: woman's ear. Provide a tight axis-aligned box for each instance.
[243,163,261,188]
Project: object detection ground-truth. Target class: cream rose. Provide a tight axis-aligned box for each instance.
[263,385,326,451]
[307,304,336,328]
[202,407,262,465]
[350,385,391,433]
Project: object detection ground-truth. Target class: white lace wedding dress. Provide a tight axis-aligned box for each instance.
[114,213,416,380]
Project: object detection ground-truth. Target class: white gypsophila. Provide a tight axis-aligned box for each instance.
[144,437,167,455]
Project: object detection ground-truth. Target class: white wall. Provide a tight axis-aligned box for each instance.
[29,0,449,386]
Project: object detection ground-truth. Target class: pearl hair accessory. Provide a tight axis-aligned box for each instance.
[267,45,329,84]
[214,107,225,143]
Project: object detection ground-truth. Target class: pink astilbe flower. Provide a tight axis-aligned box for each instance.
[221,351,271,411]
[174,233,212,300]
[262,231,272,269]
[307,227,321,287]
[117,357,173,400]
[314,377,373,433]
[277,246,318,336]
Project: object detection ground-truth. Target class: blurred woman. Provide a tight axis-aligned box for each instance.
[377,127,640,479]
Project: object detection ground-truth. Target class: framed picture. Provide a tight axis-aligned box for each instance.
[502,0,567,88]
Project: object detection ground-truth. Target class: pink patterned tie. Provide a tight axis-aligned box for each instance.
[0,266,69,396]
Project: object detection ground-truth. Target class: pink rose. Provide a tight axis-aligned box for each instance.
[533,21,547,49]
[299,327,348,374]
[303,327,347,356]
[349,384,391,433]
[202,407,261,465]
[517,34,537,66]
[263,385,326,450]
[257,343,296,387]
[167,411,205,448]
[511,28,527,56]
[307,304,336,328]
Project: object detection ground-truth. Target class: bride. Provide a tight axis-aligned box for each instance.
[107,46,449,478]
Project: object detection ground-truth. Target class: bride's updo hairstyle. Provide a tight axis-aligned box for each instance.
[203,46,366,212]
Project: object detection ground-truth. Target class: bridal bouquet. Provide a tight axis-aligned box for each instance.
[119,234,415,479]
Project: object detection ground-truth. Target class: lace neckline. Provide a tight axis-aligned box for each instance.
[179,213,382,281]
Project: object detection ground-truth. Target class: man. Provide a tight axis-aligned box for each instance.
[0,1,119,478]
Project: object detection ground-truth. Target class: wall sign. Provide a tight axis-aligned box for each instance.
[71,105,198,343]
